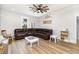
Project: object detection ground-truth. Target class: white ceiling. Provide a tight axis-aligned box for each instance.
[0,4,72,17]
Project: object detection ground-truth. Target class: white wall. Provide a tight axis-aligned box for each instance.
[0,9,40,35]
[0,10,22,35]
[0,10,35,35]
[52,6,76,43]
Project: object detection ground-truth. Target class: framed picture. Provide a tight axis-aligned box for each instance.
[23,19,27,23]
[22,18,27,29]
[43,20,52,24]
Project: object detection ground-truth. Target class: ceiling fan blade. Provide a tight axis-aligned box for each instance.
[42,8,49,11]
[33,9,37,12]
[29,6,33,8]
[33,4,38,8]
[42,6,48,9]
[42,8,49,12]
[40,10,43,13]
[44,10,47,12]
[44,8,49,10]
[38,4,42,7]
[29,7,37,12]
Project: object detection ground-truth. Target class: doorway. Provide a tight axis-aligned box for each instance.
[77,16,79,44]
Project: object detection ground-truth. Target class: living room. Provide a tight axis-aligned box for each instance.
[0,4,79,54]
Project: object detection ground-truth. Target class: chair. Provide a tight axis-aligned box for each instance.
[0,35,4,53]
[0,30,12,54]
[1,30,9,45]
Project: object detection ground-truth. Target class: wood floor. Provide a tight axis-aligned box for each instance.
[7,39,79,54]
[0,44,8,54]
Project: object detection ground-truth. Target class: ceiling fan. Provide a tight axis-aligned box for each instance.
[29,4,49,13]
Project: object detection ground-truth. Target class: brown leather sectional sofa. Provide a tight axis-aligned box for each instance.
[14,28,53,40]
